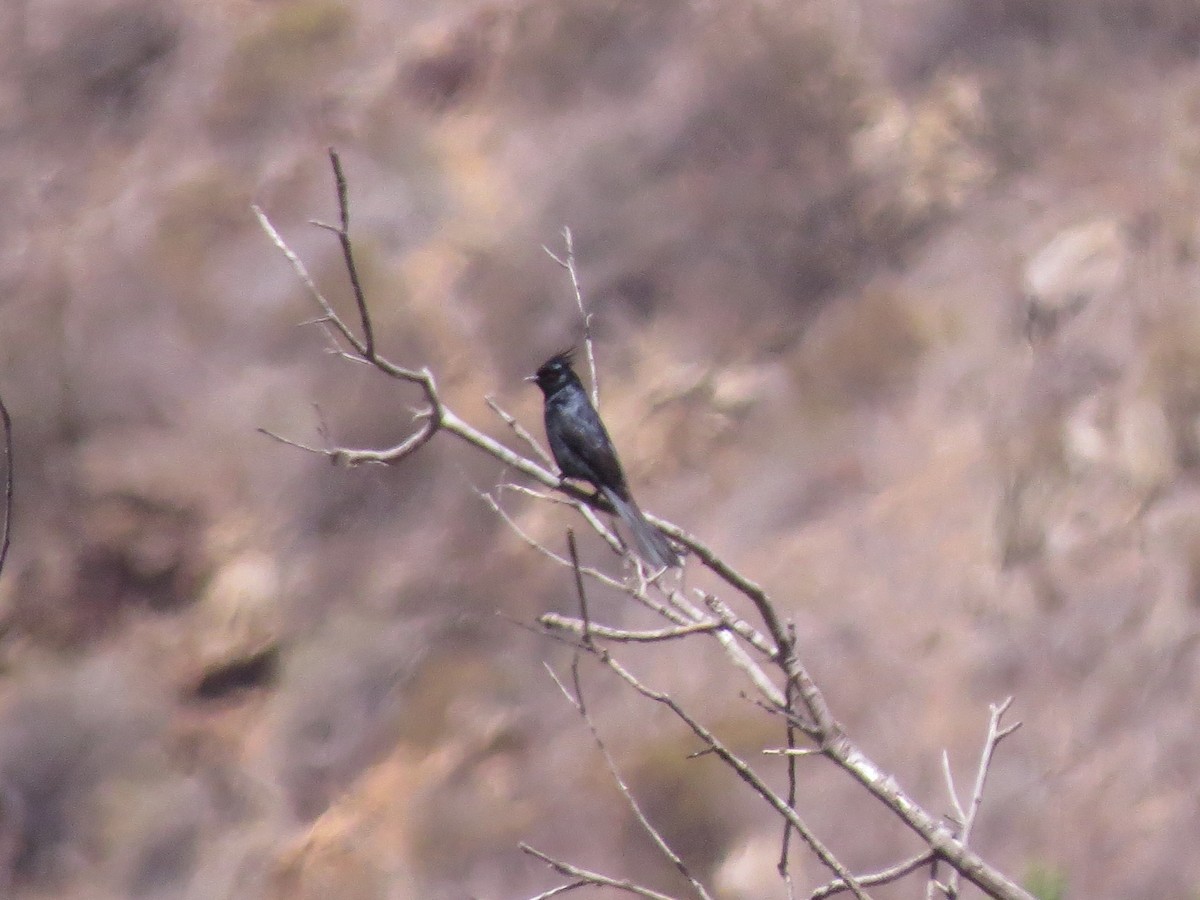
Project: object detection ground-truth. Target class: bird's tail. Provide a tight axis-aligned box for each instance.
[601,487,680,570]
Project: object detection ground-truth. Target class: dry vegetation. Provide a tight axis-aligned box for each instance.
[1,0,1200,897]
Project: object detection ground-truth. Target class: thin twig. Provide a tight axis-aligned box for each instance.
[544,227,598,407]
[695,599,787,709]
[941,750,968,828]
[755,700,821,742]
[539,613,723,643]
[829,733,1031,899]
[577,500,629,558]
[484,491,694,627]
[253,203,363,357]
[0,390,11,579]
[811,851,937,899]
[254,200,445,464]
[779,668,800,887]
[544,661,716,900]
[566,531,592,647]
[494,480,644,571]
[597,653,869,900]
[486,395,554,467]
[527,880,589,899]
[258,427,341,459]
[482,489,600,571]
[938,698,1021,899]
[480,491,575,568]
[310,148,375,359]
[701,594,778,667]
[501,483,576,506]
[520,844,679,900]
[764,747,823,758]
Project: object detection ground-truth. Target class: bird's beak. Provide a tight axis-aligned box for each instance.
[524,374,538,383]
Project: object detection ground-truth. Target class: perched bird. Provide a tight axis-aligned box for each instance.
[528,350,680,569]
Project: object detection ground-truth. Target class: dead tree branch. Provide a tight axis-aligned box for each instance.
[312,148,375,359]
[528,881,589,900]
[812,851,937,899]
[931,698,1022,899]
[259,150,1034,900]
[544,659,716,900]
[520,844,678,900]
[538,614,724,643]
[596,651,869,900]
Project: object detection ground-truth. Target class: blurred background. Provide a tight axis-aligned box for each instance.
[1,0,1199,897]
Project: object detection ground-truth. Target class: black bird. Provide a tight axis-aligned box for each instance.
[528,351,680,570]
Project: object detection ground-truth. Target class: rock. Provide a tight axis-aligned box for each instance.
[1023,218,1128,338]
[713,831,790,899]
[185,552,283,699]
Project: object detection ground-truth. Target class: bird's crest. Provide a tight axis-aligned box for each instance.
[537,347,577,376]
[548,347,576,367]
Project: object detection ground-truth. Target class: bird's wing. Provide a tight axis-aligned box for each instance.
[557,401,629,496]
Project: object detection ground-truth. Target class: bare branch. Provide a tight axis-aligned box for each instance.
[520,844,680,900]
[811,851,937,899]
[542,568,788,714]
[702,593,778,658]
[498,482,628,559]
[754,699,820,742]
[764,747,823,758]
[480,490,576,569]
[544,227,598,407]
[0,390,11,579]
[667,524,791,657]
[937,698,1022,899]
[486,394,554,467]
[315,147,376,359]
[824,738,1031,899]
[576,500,630,558]
[539,613,724,643]
[255,197,447,464]
[487,497,689,640]
[779,673,800,887]
[546,660,716,900]
[257,427,334,458]
[528,881,589,899]
[566,530,592,647]
[597,653,869,900]
[941,750,968,829]
[482,488,613,574]
[253,203,363,356]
